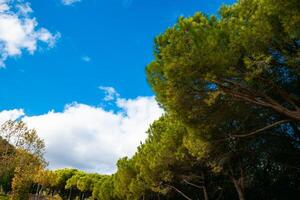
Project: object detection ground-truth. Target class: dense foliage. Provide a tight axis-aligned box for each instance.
[0,120,45,200]
[1,0,299,199]
[146,0,300,198]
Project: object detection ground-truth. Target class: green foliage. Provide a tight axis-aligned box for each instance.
[11,149,43,200]
[147,0,300,121]
[0,138,15,193]
[93,176,118,200]
[0,194,9,200]
[0,120,45,200]
[146,0,300,199]
[1,1,300,200]
[114,157,138,199]
[136,116,189,193]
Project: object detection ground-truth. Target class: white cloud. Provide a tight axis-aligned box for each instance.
[0,93,164,174]
[0,109,24,125]
[62,0,81,6]
[81,56,91,62]
[0,0,60,67]
[99,86,120,101]
[16,2,32,16]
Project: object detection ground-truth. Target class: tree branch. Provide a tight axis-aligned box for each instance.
[215,82,300,121]
[182,179,204,189]
[183,179,209,200]
[166,184,193,200]
[232,119,291,138]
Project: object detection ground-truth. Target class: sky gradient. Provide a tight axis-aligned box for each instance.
[0,0,236,173]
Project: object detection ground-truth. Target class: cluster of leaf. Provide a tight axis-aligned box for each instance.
[147,0,300,122]
[112,115,225,200]
[0,120,46,200]
[144,0,300,199]
[32,168,111,200]
[30,167,125,200]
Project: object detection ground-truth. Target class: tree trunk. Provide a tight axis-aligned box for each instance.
[201,171,209,200]
[38,186,43,196]
[68,188,72,200]
[203,185,209,200]
[231,177,246,200]
[35,184,40,200]
[52,189,55,200]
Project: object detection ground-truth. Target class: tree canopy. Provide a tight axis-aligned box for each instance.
[1,0,299,199]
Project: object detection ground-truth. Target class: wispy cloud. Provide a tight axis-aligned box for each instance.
[0,0,60,67]
[81,56,91,62]
[61,0,81,6]
[99,86,120,101]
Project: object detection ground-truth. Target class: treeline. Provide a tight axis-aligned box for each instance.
[29,113,300,200]
[1,0,300,199]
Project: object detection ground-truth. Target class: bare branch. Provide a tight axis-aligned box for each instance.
[232,119,291,138]
[166,184,193,200]
[183,179,204,189]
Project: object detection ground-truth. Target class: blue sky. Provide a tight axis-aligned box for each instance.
[0,0,236,173]
[0,0,235,115]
